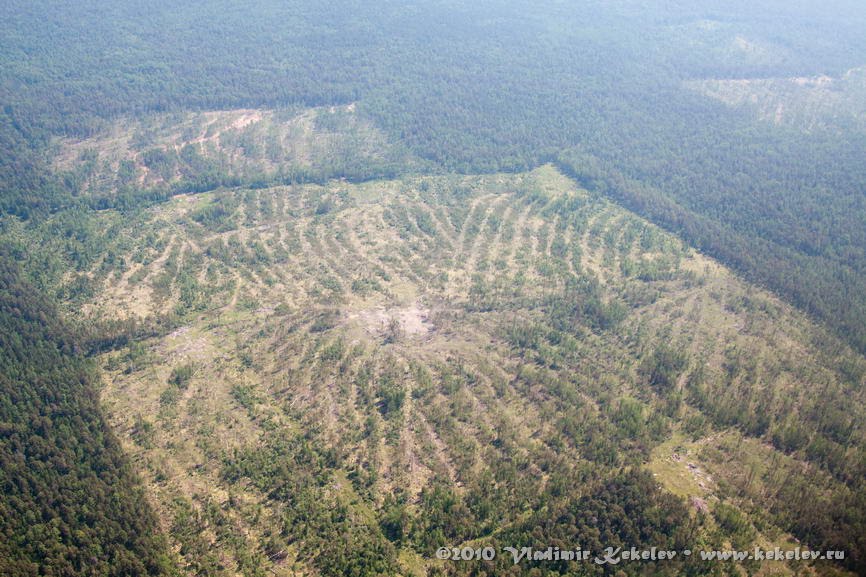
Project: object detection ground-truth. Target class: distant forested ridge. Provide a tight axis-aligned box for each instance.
[0,252,174,576]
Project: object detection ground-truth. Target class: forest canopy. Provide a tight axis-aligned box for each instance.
[2,1,866,576]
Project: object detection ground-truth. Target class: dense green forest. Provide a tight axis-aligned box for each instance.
[2,1,866,575]
[0,253,174,576]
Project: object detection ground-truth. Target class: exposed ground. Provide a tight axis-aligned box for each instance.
[43,106,865,576]
[52,104,420,197]
[687,67,866,131]
[72,160,864,576]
